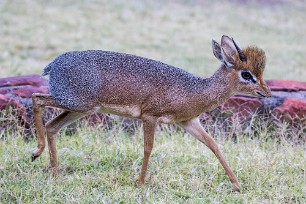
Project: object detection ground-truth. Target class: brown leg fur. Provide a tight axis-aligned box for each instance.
[138,116,158,185]
[179,117,241,192]
[32,93,63,161]
[32,93,87,176]
[45,110,86,176]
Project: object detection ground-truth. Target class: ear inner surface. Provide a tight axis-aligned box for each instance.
[221,35,237,57]
[221,47,234,68]
[212,40,223,61]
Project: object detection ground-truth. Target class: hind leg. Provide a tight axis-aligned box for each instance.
[32,93,63,161]
[45,110,86,176]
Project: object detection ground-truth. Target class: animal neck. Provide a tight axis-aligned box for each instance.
[195,65,237,112]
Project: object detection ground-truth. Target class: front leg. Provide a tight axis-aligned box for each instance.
[179,117,241,192]
[31,93,61,161]
[138,115,158,185]
[45,110,86,176]
[32,94,46,161]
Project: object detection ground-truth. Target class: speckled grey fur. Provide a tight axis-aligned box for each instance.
[44,50,202,112]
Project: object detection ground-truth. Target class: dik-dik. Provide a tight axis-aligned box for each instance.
[32,35,271,192]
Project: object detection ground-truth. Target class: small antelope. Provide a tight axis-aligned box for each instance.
[32,35,271,192]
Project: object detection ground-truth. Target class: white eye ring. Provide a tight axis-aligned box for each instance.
[239,70,257,83]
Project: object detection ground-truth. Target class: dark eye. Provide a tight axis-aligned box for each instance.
[241,72,252,80]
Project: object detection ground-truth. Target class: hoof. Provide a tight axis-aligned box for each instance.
[233,182,241,192]
[31,154,39,162]
[52,170,60,177]
[31,147,44,162]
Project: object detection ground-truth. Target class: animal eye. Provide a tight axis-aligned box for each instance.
[241,72,252,80]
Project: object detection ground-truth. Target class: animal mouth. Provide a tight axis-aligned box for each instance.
[255,91,267,98]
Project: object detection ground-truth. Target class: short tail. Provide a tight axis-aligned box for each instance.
[42,63,52,76]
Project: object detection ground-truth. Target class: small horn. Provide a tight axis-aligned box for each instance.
[232,38,247,62]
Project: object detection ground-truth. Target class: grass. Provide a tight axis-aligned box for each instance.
[1,0,306,203]
[0,119,305,203]
[0,0,306,80]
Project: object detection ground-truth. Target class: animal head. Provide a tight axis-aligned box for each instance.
[212,35,271,98]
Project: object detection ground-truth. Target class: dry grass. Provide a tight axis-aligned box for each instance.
[0,106,305,203]
[0,0,306,80]
[0,117,305,203]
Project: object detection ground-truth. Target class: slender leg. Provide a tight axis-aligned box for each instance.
[32,93,63,161]
[138,116,158,185]
[179,117,241,192]
[45,110,86,176]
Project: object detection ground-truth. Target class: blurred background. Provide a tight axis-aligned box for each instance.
[0,0,305,80]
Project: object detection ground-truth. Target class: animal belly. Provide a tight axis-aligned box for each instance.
[99,104,142,118]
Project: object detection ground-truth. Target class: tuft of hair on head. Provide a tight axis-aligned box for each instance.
[242,46,266,76]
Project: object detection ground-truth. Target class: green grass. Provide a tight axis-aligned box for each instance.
[1,0,306,203]
[0,121,305,203]
[0,0,306,80]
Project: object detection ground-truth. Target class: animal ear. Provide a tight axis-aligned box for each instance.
[212,40,223,61]
[221,35,237,56]
[220,35,236,69]
[222,35,247,63]
[212,39,234,68]
[221,47,234,68]
[211,36,236,69]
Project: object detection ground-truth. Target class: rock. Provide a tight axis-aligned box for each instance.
[0,75,48,133]
[13,86,49,98]
[0,93,29,128]
[0,75,48,88]
[266,80,306,92]
[0,93,25,112]
[0,89,9,95]
[0,94,10,109]
[221,96,263,120]
[272,98,306,121]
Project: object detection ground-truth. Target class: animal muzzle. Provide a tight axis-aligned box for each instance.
[255,82,272,98]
